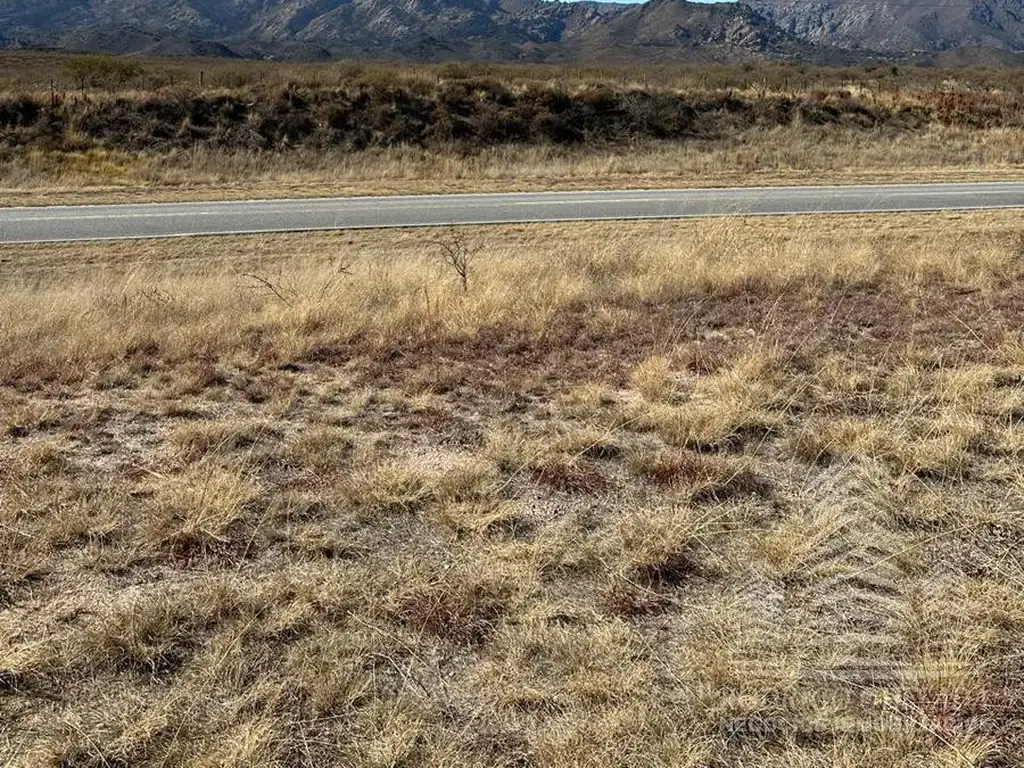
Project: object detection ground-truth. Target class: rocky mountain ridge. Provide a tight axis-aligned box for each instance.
[749,0,1024,53]
[0,0,1022,61]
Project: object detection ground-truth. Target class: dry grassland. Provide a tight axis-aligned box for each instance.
[2,52,1024,206]
[3,125,1024,207]
[2,212,1024,766]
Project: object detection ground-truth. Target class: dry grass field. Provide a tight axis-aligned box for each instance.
[3,126,1024,207]
[1,51,1024,205]
[2,212,1024,766]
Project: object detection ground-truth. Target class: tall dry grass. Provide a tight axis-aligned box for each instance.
[1,123,1023,206]
[1,212,1019,387]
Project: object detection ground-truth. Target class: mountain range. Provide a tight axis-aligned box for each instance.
[1,0,1022,62]
[749,0,1024,53]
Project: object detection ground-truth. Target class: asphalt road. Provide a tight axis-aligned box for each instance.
[1,182,1023,244]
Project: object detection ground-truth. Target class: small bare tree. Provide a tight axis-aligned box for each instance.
[433,229,475,293]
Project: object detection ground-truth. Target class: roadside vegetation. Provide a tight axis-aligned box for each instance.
[0,50,1022,203]
[2,212,1024,765]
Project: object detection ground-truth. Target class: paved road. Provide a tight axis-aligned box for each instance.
[1,182,1022,243]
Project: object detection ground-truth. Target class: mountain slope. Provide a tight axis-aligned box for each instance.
[747,0,1024,53]
[3,0,1023,60]
[0,0,817,61]
[560,0,808,60]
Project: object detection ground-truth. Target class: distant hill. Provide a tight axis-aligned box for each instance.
[0,0,1022,62]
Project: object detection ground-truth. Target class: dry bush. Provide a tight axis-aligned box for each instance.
[600,504,731,619]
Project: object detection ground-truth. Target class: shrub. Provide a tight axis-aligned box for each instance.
[64,54,145,91]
